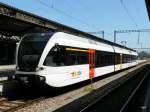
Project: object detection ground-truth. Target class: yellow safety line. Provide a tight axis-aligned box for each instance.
[66,48,89,52]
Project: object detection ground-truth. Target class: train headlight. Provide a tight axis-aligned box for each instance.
[36,67,44,71]
[39,76,45,82]
[16,66,19,70]
[20,77,28,81]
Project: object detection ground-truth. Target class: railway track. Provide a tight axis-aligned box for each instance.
[79,65,150,112]
[0,96,45,112]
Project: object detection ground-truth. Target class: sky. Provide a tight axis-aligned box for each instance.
[0,0,150,51]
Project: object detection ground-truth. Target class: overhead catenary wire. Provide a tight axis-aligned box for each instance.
[71,0,113,38]
[133,0,140,17]
[120,0,138,29]
[64,0,101,30]
[51,0,54,8]
[53,0,114,38]
[33,0,112,39]
[63,0,106,36]
[35,0,101,31]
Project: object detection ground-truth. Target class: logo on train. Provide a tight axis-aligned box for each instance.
[71,71,82,78]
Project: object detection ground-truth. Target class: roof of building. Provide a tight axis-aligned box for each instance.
[145,0,150,20]
[0,2,136,51]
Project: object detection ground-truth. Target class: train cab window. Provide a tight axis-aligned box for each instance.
[18,33,53,71]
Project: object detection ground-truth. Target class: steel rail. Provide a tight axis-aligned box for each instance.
[0,96,45,112]
[120,68,150,112]
[79,65,150,112]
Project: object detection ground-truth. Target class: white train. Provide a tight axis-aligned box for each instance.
[15,31,138,87]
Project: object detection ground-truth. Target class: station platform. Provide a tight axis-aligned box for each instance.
[5,61,148,112]
[0,65,15,72]
[0,65,15,81]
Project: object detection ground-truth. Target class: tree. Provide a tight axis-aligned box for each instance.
[138,51,150,59]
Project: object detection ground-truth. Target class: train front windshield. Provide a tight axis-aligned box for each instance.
[18,33,53,71]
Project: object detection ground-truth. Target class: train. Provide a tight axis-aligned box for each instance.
[15,31,138,87]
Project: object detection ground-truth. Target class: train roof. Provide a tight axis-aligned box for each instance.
[0,2,136,52]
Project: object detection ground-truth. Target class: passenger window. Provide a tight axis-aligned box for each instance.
[44,45,88,67]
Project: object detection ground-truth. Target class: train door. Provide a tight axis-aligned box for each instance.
[89,49,95,79]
